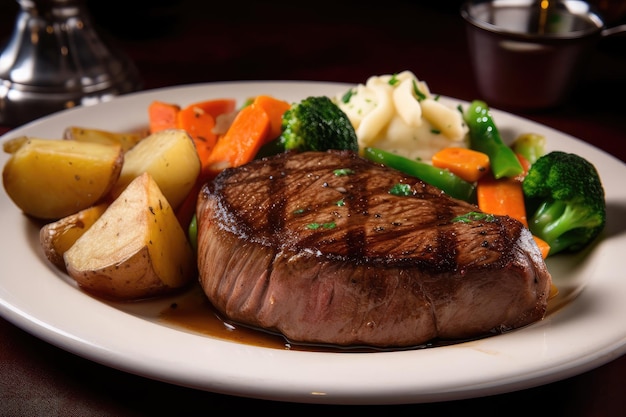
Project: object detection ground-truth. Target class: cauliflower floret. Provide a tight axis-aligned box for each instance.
[335,71,468,160]
[420,98,467,140]
[337,76,394,146]
[371,115,466,162]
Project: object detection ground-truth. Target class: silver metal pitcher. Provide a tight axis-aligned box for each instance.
[0,0,142,126]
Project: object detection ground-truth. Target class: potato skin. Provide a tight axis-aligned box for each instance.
[67,246,173,300]
[2,138,123,220]
[64,173,196,300]
[63,126,145,152]
[39,204,108,272]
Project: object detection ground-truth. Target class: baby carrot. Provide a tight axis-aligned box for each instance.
[186,98,236,119]
[148,100,180,133]
[175,99,257,229]
[176,105,218,163]
[432,147,490,183]
[513,153,532,181]
[202,103,271,179]
[476,172,528,227]
[176,181,202,232]
[532,235,551,259]
[251,95,291,141]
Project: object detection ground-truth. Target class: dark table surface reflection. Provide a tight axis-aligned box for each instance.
[0,1,625,415]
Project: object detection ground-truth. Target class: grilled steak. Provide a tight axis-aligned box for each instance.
[196,150,552,348]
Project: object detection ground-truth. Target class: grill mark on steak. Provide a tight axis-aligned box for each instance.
[341,165,369,261]
[196,150,552,348]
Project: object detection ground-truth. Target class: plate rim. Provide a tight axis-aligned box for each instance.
[1,80,625,405]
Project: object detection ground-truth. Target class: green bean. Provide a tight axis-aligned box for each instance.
[463,100,523,179]
[363,147,476,202]
[188,214,198,252]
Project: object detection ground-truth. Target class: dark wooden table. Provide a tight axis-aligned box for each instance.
[1,1,625,415]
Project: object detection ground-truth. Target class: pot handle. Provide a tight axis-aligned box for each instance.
[601,24,626,37]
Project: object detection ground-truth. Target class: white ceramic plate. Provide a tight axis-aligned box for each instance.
[1,81,625,405]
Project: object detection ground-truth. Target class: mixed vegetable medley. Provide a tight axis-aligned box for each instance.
[1,71,606,301]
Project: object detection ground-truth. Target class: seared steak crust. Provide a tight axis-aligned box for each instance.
[196,150,552,348]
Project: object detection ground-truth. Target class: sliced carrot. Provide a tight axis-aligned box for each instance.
[176,105,218,163]
[176,181,202,231]
[148,100,180,133]
[533,235,551,259]
[187,98,236,119]
[251,95,291,142]
[174,99,245,228]
[432,147,490,183]
[514,153,532,181]
[520,152,550,257]
[201,103,271,179]
[517,153,531,172]
[477,152,547,256]
[476,172,528,227]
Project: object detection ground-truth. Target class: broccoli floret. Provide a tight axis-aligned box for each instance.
[280,96,359,152]
[522,151,606,256]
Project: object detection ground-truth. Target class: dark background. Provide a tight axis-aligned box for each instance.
[1,1,625,416]
[1,0,625,158]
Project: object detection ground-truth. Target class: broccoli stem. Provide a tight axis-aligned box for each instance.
[530,200,568,239]
[529,200,592,255]
[363,147,476,202]
[463,100,524,179]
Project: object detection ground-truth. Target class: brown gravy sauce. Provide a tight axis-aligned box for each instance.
[159,285,293,350]
[157,282,562,353]
[158,285,408,352]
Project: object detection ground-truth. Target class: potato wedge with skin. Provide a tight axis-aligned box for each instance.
[2,136,29,154]
[64,126,145,152]
[64,172,196,300]
[110,129,201,210]
[40,203,109,272]
[2,138,123,220]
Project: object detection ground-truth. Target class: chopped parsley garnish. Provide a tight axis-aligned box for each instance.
[341,89,355,103]
[412,80,426,101]
[306,222,337,230]
[389,183,412,196]
[452,211,497,223]
[388,73,400,86]
[333,168,354,176]
[430,128,441,134]
[293,208,307,215]
[336,199,345,206]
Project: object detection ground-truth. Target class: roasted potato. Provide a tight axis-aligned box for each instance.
[64,172,196,300]
[110,129,201,210]
[40,203,109,272]
[63,126,145,152]
[2,136,28,153]
[2,137,123,220]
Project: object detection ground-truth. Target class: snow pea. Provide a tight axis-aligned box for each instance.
[363,147,476,202]
[463,100,523,179]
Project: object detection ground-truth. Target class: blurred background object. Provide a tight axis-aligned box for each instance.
[588,0,626,24]
[85,0,182,40]
[461,0,624,111]
[0,2,625,415]
[0,0,142,126]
